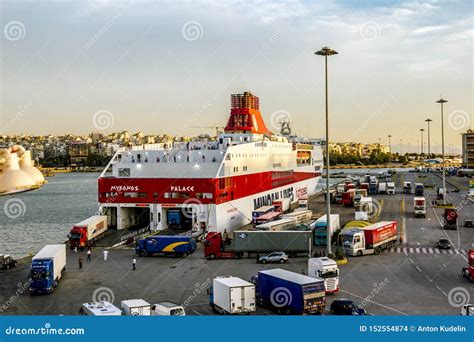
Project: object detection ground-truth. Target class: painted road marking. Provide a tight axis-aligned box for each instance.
[390,247,464,255]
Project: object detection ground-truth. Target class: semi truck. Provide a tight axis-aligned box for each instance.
[297,196,309,210]
[312,214,340,246]
[29,244,66,295]
[204,230,312,259]
[251,268,325,315]
[208,276,256,314]
[403,181,412,194]
[342,189,356,207]
[342,221,398,256]
[135,235,197,257]
[308,257,339,294]
[80,301,122,316]
[68,215,108,250]
[387,182,396,195]
[337,183,346,194]
[378,182,387,194]
[414,197,426,218]
[462,249,474,282]
[368,181,378,195]
[415,183,424,196]
[167,209,192,229]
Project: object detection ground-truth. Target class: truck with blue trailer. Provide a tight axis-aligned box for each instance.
[135,235,196,257]
[311,214,340,246]
[29,244,66,295]
[166,209,193,230]
[368,181,378,195]
[251,268,325,315]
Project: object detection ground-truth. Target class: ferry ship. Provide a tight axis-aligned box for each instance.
[98,92,323,233]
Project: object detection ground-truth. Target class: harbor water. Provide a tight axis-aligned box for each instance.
[0,173,99,258]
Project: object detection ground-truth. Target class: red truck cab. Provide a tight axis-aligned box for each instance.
[462,249,474,282]
[342,189,356,207]
[69,226,87,249]
[204,232,238,259]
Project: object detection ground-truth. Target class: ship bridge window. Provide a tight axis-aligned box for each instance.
[118,168,130,177]
[137,154,141,163]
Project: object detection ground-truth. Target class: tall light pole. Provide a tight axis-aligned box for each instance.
[425,118,432,157]
[388,134,392,154]
[315,46,338,256]
[420,129,424,158]
[436,98,447,205]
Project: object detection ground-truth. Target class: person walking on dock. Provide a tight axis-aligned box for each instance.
[132,257,136,271]
[78,257,83,269]
[103,250,109,261]
[87,248,92,261]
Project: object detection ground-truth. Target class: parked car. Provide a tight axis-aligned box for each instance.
[437,238,451,249]
[258,252,288,264]
[330,299,366,315]
[0,254,17,269]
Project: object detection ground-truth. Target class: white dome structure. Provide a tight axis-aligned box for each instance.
[18,150,45,185]
[0,146,44,196]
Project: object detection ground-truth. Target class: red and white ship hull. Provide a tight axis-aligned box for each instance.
[97,92,323,233]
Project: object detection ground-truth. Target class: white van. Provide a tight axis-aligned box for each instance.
[152,302,186,316]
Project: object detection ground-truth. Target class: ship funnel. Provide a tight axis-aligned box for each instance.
[224,92,272,135]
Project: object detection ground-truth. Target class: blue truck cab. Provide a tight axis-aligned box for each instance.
[29,259,55,294]
[252,268,326,315]
[29,244,66,295]
[136,235,196,257]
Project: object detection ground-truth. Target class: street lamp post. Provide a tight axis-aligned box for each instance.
[436,98,448,205]
[425,118,432,157]
[388,134,392,155]
[315,46,338,256]
[420,129,424,159]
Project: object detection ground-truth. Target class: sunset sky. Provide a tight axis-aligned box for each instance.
[1,0,472,152]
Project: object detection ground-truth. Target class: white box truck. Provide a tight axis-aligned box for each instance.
[387,182,395,195]
[121,299,152,316]
[29,244,66,294]
[209,276,256,314]
[308,257,339,294]
[80,301,122,316]
[378,182,387,194]
[414,197,426,218]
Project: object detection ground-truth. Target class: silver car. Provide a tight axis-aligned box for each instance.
[259,252,288,264]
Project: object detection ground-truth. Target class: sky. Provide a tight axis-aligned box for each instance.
[1,0,472,153]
